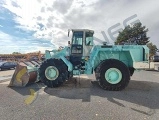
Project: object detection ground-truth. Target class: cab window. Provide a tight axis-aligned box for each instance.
[72,31,83,45]
[85,32,93,46]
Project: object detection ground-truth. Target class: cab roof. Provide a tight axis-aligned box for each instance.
[71,29,94,33]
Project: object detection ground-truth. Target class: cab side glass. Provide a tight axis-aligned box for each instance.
[85,32,93,46]
[72,31,83,45]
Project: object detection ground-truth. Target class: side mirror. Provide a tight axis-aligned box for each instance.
[68,41,71,47]
[68,29,70,37]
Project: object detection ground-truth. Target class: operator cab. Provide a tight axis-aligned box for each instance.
[68,29,94,56]
[68,29,94,66]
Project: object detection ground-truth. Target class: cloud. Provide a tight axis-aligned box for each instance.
[0,31,14,42]
[0,31,53,54]
[48,0,74,14]
[0,31,20,53]
[0,25,3,27]
[1,0,159,54]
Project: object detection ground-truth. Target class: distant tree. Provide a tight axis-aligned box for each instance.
[115,22,149,45]
[12,52,21,54]
[147,42,158,57]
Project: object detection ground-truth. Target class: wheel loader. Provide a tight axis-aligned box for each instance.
[9,29,149,91]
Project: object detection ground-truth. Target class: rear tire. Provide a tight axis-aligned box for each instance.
[129,67,135,76]
[95,59,130,91]
[38,58,68,87]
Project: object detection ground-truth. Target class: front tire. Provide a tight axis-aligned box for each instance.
[95,59,130,91]
[38,58,68,87]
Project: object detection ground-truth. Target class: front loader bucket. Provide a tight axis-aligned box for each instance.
[9,61,40,87]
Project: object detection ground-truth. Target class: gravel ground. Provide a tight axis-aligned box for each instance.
[0,70,159,120]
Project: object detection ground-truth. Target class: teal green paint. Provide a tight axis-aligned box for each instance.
[45,50,52,59]
[33,44,149,77]
[45,66,59,81]
[27,66,39,72]
[87,45,149,72]
[44,47,73,72]
[60,56,73,71]
[73,70,81,75]
[22,29,150,82]
[143,45,149,61]
[105,68,122,84]
[46,68,56,78]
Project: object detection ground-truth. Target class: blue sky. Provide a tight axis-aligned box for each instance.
[0,0,57,54]
[0,0,159,54]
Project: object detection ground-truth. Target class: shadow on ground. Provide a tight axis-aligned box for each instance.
[8,82,42,96]
[8,77,159,111]
[44,77,159,111]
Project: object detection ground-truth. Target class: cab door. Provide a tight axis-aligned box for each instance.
[70,31,83,66]
[83,31,94,57]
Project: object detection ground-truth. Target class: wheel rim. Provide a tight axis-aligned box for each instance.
[105,68,122,84]
[45,66,59,81]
